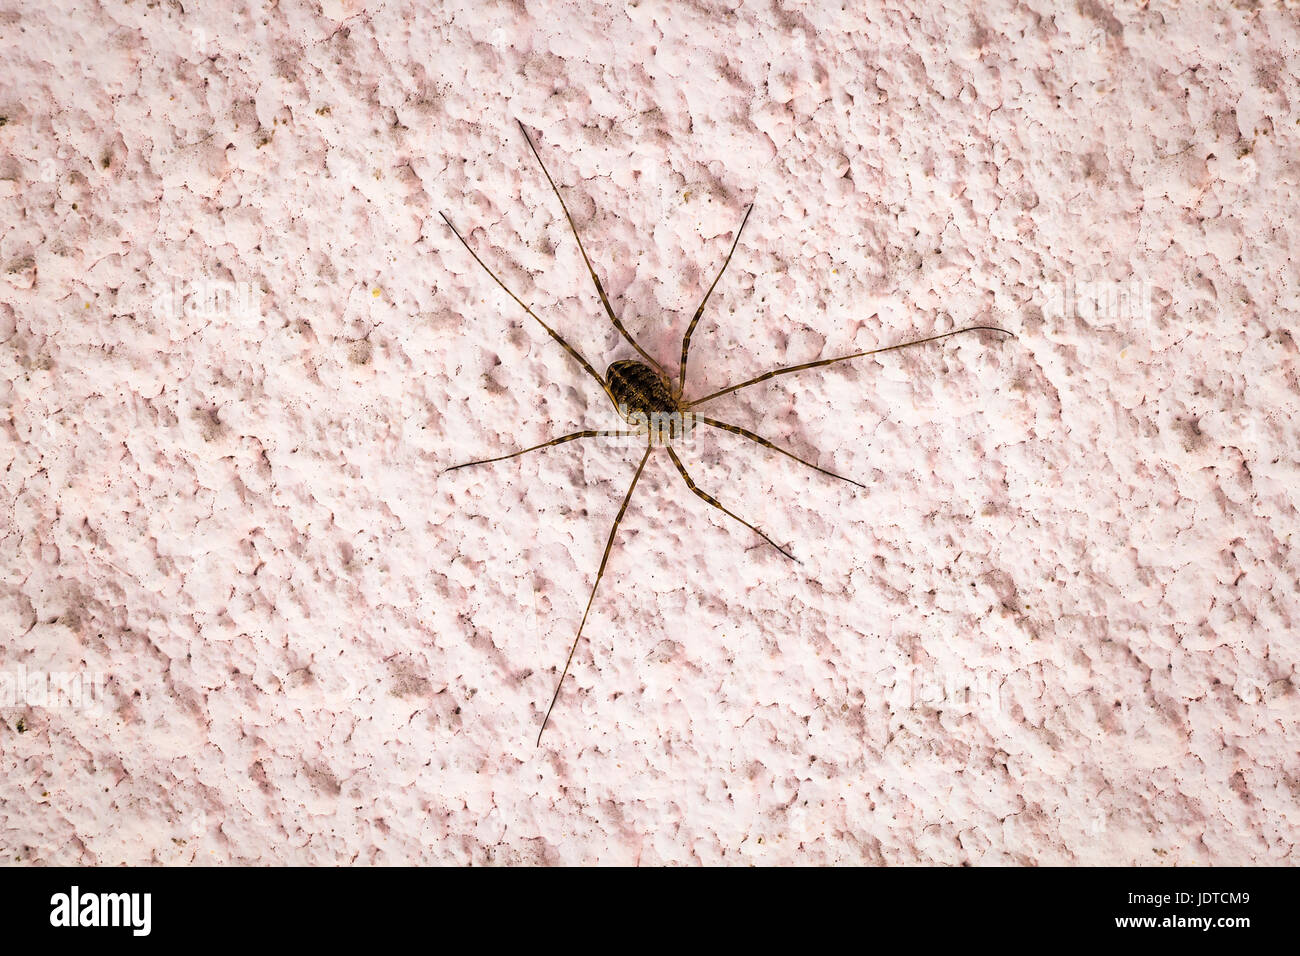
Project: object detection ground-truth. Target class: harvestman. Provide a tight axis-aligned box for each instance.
[441,122,1012,744]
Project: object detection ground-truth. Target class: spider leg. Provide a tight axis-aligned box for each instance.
[440,212,618,408]
[665,444,797,562]
[684,326,1015,407]
[696,416,864,489]
[537,440,653,746]
[677,203,754,399]
[445,430,640,473]
[517,120,666,379]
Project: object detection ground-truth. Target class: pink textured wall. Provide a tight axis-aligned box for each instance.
[1,0,1297,864]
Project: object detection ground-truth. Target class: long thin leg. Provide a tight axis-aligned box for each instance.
[696,416,864,489]
[517,121,665,378]
[678,204,754,398]
[685,326,1015,407]
[665,444,797,562]
[440,212,618,408]
[537,441,653,745]
[445,430,639,473]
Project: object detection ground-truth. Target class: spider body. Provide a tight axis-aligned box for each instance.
[607,359,676,413]
[606,360,688,441]
[440,121,1013,744]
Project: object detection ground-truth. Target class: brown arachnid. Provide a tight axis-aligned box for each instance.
[441,122,1012,744]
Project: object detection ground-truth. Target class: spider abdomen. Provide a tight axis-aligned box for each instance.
[607,360,676,414]
[607,360,689,439]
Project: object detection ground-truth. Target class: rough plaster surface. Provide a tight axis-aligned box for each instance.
[2,0,1298,865]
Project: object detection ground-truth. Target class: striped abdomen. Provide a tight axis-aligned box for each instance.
[607,360,690,440]
[607,361,677,416]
